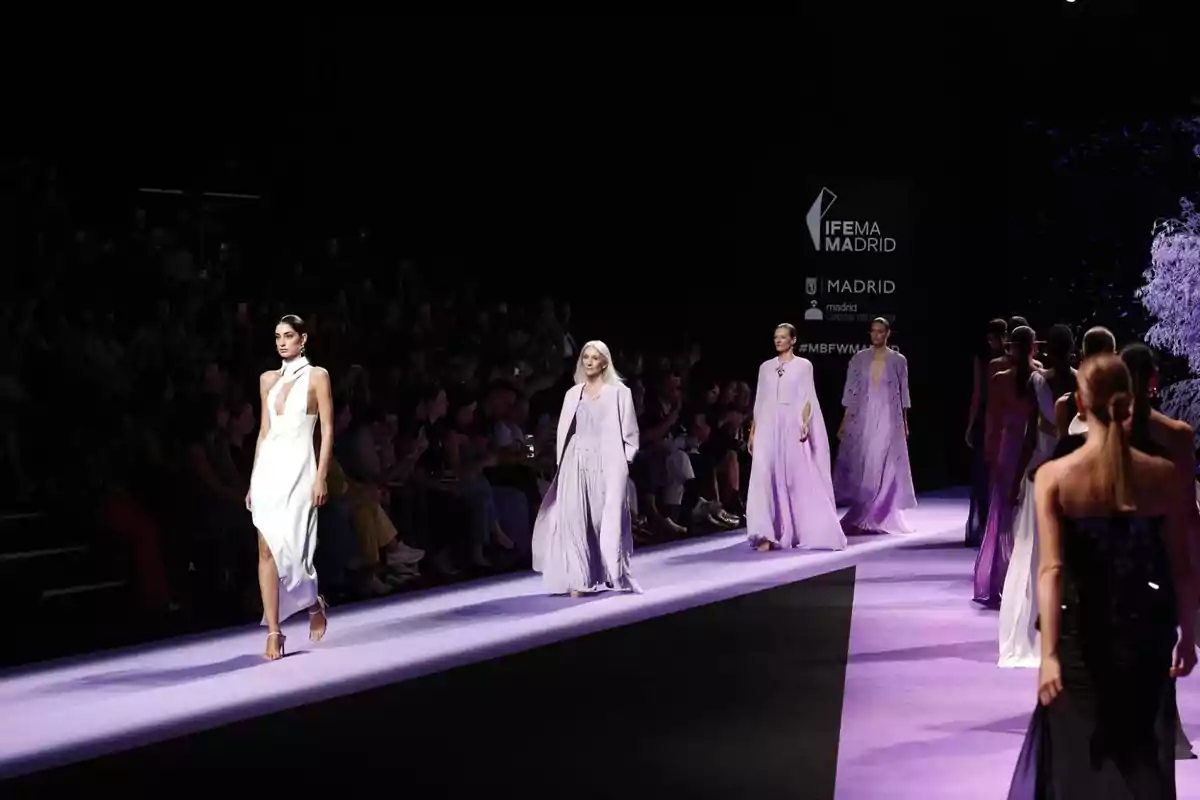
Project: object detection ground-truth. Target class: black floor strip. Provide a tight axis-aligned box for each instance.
[6,566,857,800]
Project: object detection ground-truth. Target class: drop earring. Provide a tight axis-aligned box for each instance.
[301,344,307,357]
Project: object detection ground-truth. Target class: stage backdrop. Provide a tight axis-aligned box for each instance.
[737,171,913,433]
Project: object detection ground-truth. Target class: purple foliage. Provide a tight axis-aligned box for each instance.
[1161,378,1200,451]
[1138,198,1200,372]
[1138,119,1200,374]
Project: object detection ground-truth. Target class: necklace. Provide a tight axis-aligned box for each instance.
[775,362,786,378]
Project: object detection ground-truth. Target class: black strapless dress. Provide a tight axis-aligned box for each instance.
[1008,513,1179,798]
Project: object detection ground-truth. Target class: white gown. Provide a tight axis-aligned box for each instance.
[250,358,320,624]
[997,371,1059,668]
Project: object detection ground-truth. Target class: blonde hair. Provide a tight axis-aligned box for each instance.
[1078,353,1136,512]
[574,340,623,385]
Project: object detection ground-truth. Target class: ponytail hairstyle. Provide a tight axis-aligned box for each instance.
[1044,324,1075,370]
[1078,353,1136,512]
[1010,326,1035,398]
[1045,324,1078,397]
[1119,343,1157,447]
[1081,325,1117,359]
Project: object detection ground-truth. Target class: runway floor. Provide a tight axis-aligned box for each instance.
[6,491,1200,797]
[836,531,1200,799]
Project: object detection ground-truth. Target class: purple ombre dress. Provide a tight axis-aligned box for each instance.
[833,347,916,535]
[746,356,846,551]
[973,377,1028,606]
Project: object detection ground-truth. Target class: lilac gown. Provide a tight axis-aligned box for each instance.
[973,379,1027,606]
[531,383,641,595]
[746,356,846,551]
[833,347,916,535]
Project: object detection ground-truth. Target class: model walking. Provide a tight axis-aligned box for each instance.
[1007,353,1196,797]
[834,317,916,536]
[247,314,334,660]
[974,326,1036,607]
[531,340,642,596]
[998,324,1076,668]
[746,323,845,552]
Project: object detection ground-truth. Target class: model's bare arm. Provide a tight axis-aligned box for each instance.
[313,369,334,484]
[1054,395,1072,440]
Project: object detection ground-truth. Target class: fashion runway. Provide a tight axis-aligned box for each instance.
[14,491,1195,797]
[835,537,1200,799]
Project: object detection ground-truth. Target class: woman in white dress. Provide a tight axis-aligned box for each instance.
[531,341,641,596]
[246,315,335,660]
[998,325,1076,668]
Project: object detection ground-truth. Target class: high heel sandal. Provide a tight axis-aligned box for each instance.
[309,595,329,643]
[265,631,286,660]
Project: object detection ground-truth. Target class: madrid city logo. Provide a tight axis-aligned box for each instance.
[805,187,897,253]
[802,274,896,323]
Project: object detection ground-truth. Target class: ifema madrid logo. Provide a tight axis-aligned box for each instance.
[805,187,897,253]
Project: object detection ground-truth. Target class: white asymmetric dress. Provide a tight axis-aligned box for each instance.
[250,358,320,624]
[997,371,1059,668]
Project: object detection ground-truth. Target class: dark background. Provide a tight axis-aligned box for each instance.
[12,12,1199,491]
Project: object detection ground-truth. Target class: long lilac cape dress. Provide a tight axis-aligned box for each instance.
[746,356,846,551]
[833,347,917,535]
[531,382,642,595]
[973,371,1027,606]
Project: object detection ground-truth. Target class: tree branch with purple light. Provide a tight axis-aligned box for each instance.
[1137,118,1200,444]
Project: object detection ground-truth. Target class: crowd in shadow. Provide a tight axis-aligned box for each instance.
[0,160,757,653]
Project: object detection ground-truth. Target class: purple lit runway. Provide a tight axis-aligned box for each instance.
[834,534,1200,799]
[6,493,1197,796]
[0,494,954,781]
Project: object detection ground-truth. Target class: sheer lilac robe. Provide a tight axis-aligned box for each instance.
[531,382,642,594]
[746,356,846,551]
[833,347,916,535]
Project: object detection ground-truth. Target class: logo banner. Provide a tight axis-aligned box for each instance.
[805,185,899,254]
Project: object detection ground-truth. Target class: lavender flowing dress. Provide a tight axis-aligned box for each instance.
[833,347,916,535]
[746,356,846,551]
[532,383,642,595]
[974,375,1027,606]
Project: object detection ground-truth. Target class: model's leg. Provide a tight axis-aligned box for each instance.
[257,532,284,659]
[308,595,328,642]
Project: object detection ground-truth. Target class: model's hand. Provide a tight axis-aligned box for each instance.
[747,435,754,456]
[245,489,252,512]
[799,423,809,444]
[837,423,846,442]
[312,478,329,508]
[1172,637,1197,678]
[1038,655,1063,706]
